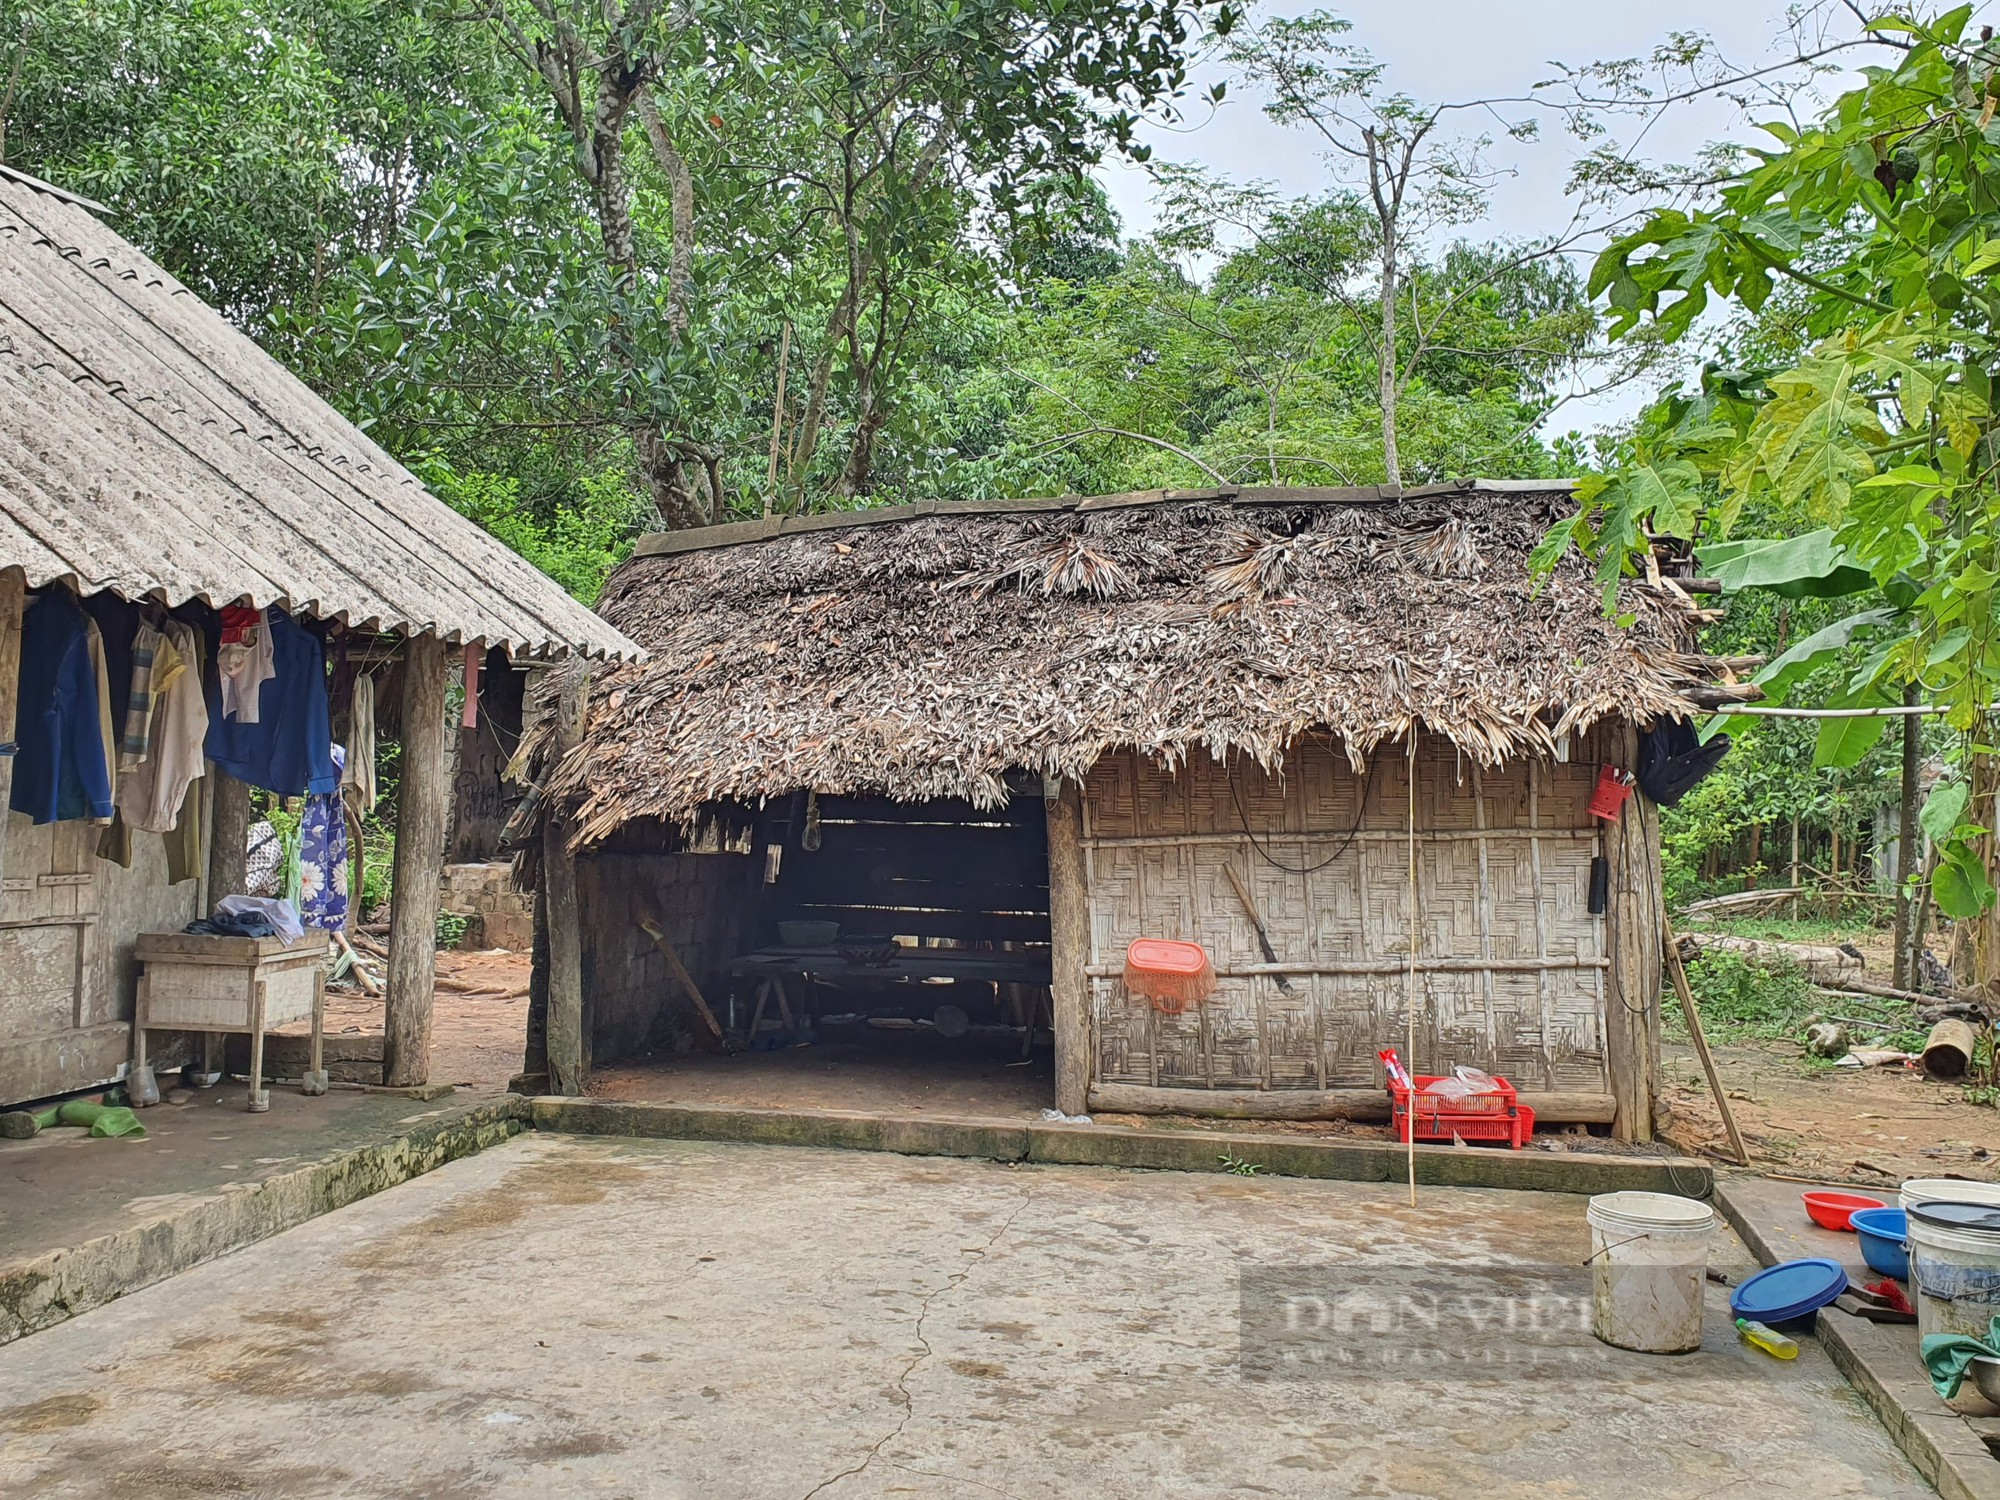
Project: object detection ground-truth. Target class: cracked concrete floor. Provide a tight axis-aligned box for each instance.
[0,1135,1933,1499]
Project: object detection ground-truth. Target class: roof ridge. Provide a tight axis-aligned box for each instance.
[631,479,1580,560]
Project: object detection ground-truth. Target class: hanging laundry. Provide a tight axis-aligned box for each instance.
[342,671,378,814]
[119,621,171,770]
[205,605,338,797]
[117,619,209,836]
[300,744,349,932]
[10,590,114,825]
[216,605,274,723]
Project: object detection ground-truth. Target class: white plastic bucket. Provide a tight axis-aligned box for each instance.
[1586,1192,1715,1354]
[1901,1179,2000,1214]
[1908,1209,2000,1340]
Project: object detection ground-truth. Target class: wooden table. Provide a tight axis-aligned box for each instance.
[726,945,1053,1043]
[134,931,328,1112]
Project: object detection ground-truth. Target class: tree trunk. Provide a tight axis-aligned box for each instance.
[383,633,449,1087]
[1746,822,1763,889]
[206,768,252,912]
[1893,680,1922,989]
[1377,224,1401,488]
[543,665,588,1095]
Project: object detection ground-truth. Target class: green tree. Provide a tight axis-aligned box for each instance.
[1547,7,2000,979]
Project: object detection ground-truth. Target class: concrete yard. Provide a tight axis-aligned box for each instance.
[0,1135,1933,1498]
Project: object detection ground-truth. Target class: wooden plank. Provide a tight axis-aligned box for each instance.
[778,903,1051,945]
[542,664,587,1095]
[383,633,449,1087]
[1048,780,1090,1116]
[810,794,1044,828]
[633,909,723,1039]
[1086,1081,1617,1124]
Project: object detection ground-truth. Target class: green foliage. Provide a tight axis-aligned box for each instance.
[1544,8,2000,924]
[421,463,651,605]
[436,910,470,950]
[1663,951,1820,1045]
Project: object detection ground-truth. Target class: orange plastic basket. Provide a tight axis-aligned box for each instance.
[1123,938,1217,1014]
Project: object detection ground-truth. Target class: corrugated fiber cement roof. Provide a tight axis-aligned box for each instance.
[0,166,638,660]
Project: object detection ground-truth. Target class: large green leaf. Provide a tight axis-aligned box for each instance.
[1934,845,1998,921]
[1751,607,1900,702]
[1697,529,1874,597]
[1921,779,1971,845]
[1813,710,1892,768]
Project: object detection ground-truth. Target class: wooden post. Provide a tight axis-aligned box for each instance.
[1046,776,1090,1116]
[542,664,588,1095]
[383,633,449,1087]
[0,569,22,893]
[1893,681,1922,989]
[206,766,252,906]
[1603,723,1662,1142]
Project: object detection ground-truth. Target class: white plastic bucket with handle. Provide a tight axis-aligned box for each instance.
[1908,1208,2000,1340]
[1901,1179,2000,1214]
[1586,1192,1715,1354]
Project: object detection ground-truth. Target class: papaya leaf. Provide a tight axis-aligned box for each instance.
[1921,778,1971,845]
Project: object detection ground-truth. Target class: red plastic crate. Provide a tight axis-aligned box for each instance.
[1389,1074,1536,1149]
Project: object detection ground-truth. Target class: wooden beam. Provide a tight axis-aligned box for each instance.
[1086,1082,1617,1125]
[634,908,724,1040]
[542,664,588,1095]
[383,633,449,1087]
[0,569,22,890]
[1047,778,1091,1117]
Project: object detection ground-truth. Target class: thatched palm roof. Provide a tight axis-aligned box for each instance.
[549,482,1713,843]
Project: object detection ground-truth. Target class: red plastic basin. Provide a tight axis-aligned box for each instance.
[1803,1190,1887,1232]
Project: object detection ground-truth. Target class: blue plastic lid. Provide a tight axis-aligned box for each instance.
[1730,1257,1849,1324]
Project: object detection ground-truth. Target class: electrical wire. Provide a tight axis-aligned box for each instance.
[1228,754,1379,875]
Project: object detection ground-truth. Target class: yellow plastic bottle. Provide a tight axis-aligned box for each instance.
[1735,1317,1799,1359]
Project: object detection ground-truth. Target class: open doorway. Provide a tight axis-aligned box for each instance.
[566,786,1056,1117]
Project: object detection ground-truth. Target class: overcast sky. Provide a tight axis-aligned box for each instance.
[1094,1,1987,434]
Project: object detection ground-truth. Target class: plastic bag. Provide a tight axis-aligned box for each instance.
[1452,1066,1501,1095]
[1424,1076,1475,1100]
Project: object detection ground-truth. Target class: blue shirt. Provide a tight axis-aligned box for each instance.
[204,605,337,797]
[10,589,114,824]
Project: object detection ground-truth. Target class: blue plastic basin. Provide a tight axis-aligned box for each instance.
[1850,1207,1910,1281]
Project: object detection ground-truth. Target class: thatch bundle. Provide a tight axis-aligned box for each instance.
[546,485,1711,846]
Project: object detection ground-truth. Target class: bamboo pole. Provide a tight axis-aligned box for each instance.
[1406,731,1418,1208]
[1664,920,1749,1166]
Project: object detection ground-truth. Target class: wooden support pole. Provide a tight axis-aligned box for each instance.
[383,633,449,1087]
[635,908,723,1039]
[205,766,253,909]
[542,664,588,1095]
[1047,777,1091,1117]
[1665,920,1749,1166]
[1603,723,1663,1143]
[0,568,22,891]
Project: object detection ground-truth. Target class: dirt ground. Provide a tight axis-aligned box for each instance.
[0,1134,1931,1499]
[1661,1037,2000,1186]
[294,947,531,1093]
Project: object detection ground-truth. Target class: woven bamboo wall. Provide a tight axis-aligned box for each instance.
[1081,730,1615,1096]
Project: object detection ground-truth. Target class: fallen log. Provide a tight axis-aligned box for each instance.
[1677,931,1865,985]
